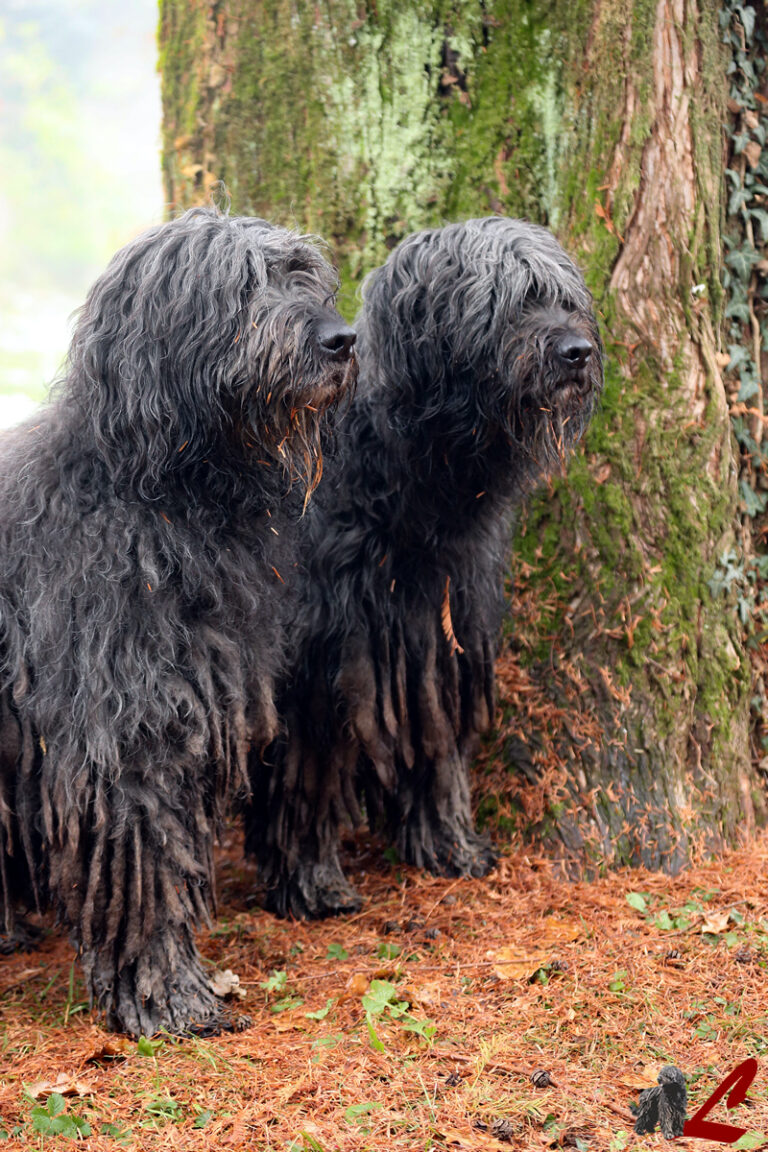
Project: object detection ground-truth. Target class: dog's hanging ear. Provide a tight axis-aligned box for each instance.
[357,231,443,402]
[68,210,253,497]
[358,225,501,405]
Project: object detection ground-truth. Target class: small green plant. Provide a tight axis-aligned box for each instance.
[625,891,649,913]
[625,890,727,933]
[305,998,334,1021]
[260,969,287,995]
[143,1095,183,1124]
[311,1033,344,1055]
[137,1035,164,1057]
[694,1018,719,1042]
[259,968,304,1012]
[376,941,401,961]
[192,1108,214,1129]
[287,1133,328,1152]
[608,970,628,993]
[29,1093,92,1139]
[361,979,436,1050]
[34,972,60,1007]
[344,1101,383,1130]
[344,1101,382,1123]
[735,1132,767,1150]
[271,994,305,1013]
[326,942,349,961]
[100,1121,133,1145]
[62,961,89,1025]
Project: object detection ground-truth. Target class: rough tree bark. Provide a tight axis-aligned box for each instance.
[158,0,766,871]
[505,0,766,870]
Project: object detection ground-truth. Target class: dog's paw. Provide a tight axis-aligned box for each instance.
[263,861,362,920]
[398,823,498,879]
[182,1006,253,1038]
[91,939,247,1039]
[0,916,45,955]
[107,984,237,1040]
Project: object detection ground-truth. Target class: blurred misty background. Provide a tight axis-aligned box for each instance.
[0,0,163,427]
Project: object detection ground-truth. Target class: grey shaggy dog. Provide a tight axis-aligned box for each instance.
[634,1065,687,1138]
[247,217,603,919]
[0,206,356,1035]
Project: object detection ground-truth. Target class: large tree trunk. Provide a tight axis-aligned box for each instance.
[158,0,766,871]
[500,0,765,870]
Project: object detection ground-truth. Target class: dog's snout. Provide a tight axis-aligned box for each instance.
[557,334,593,367]
[556,334,593,369]
[317,320,357,361]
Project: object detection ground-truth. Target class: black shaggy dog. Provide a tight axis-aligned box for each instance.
[0,206,356,1035]
[248,217,603,918]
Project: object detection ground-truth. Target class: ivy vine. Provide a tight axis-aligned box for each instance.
[721,0,768,762]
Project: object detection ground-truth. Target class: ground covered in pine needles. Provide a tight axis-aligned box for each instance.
[2,819,768,1151]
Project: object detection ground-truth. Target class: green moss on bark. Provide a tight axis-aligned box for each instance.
[159,0,562,307]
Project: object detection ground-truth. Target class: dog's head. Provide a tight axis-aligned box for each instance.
[68,207,357,500]
[357,217,602,478]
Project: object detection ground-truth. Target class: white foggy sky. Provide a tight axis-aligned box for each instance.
[0,0,163,424]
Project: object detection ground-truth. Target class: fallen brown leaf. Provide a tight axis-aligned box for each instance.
[440,1126,515,1151]
[209,967,247,999]
[701,911,731,935]
[493,946,551,980]
[536,918,584,948]
[399,981,442,1008]
[344,972,369,997]
[27,1073,92,1100]
[618,1065,662,1090]
[85,1037,134,1064]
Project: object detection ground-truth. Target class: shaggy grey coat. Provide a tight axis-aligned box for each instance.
[247,217,603,918]
[0,207,356,1034]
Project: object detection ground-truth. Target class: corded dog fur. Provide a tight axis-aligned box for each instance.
[0,206,356,1035]
[247,217,603,918]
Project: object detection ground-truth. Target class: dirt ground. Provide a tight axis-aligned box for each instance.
[2,818,768,1151]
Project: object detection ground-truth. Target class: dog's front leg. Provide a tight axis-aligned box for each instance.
[246,728,362,920]
[48,764,241,1038]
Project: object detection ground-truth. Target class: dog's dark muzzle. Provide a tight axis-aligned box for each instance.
[317,319,357,362]
[555,333,596,395]
[557,333,592,369]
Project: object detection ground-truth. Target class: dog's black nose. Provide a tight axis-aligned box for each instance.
[557,334,593,369]
[317,321,357,361]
